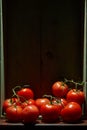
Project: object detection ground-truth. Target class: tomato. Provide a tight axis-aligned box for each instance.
[52,81,69,98]
[21,99,35,109]
[61,102,82,123]
[40,104,60,123]
[66,89,85,105]
[60,98,68,106]
[35,98,50,110]
[6,105,23,123]
[21,104,39,124]
[2,97,20,114]
[52,98,68,116]
[17,87,34,102]
[52,98,68,106]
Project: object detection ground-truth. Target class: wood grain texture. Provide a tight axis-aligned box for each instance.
[2,0,84,98]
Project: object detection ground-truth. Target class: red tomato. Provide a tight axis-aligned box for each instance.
[21,99,35,109]
[2,97,20,113]
[17,87,34,102]
[52,98,68,115]
[61,102,82,123]
[66,89,85,105]
[22,104,39,123]
[52,98,68,106]
[40,104,60,123]
[52,81,69,98]
[6,105,23,123]
[35,98,50,110]
[60,98,68,106]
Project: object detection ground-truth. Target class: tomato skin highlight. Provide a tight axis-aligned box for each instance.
[66,89,85,105]
[52,81,69,98]
[61,102,82,123]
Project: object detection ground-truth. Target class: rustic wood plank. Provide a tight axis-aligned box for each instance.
[3,0,41,98]
[2,0,84,99]
[40,0,84,95]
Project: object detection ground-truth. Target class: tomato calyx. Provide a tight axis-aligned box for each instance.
[72,89,82,93]
[52,98,65,107]
[61,81,66,86]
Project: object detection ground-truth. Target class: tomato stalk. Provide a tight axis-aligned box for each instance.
[22,84,30,88]
[12,86,21,99]
[12,86,28,102]
[43,94,53,104]
[64,78,84,90]
[43,94,56,104]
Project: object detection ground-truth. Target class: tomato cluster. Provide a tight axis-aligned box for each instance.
[2,79,86,124]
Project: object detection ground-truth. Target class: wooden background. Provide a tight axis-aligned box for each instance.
[2,0,84,99]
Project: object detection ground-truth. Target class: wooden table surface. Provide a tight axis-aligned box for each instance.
[0,117,87,129]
